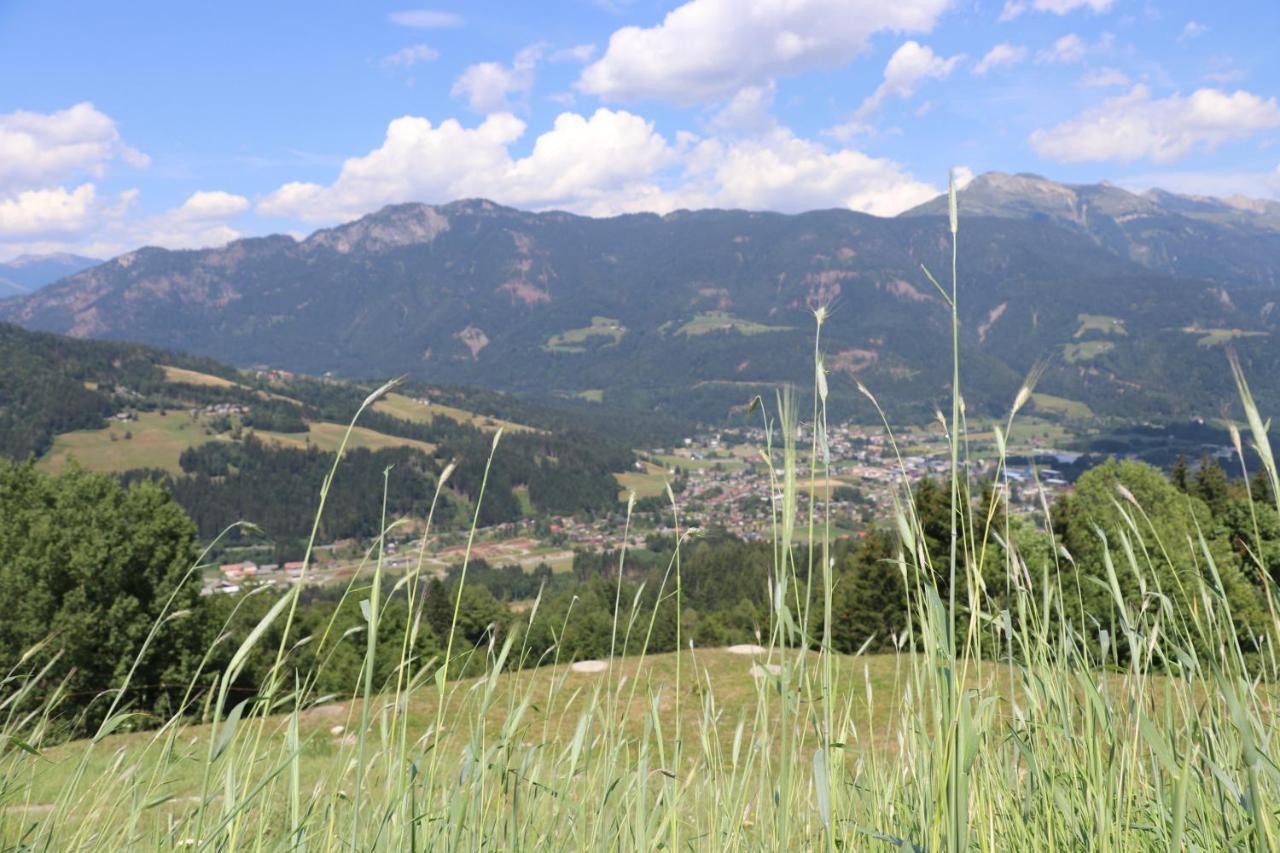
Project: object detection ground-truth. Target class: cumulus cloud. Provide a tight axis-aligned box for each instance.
[173,190,250,221]
[258,109,673,220]
[257,108,937,222]
[388,9,462,28]
[452,45,543,113]
[951,166,976,189]
[0,184,98,235]
[0,102,148,190]
[0,103,158,255]
[677,128,939,215]
[1000,0,1112,21]
[577,0,953,103]
[857,41,963,117]
[973,43,1027,75]
[709,83,778,135]
[0,185,250,258]
[1030,85,1280,163]
[382,44,439,68]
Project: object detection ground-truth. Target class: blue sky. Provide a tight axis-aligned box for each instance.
[1,0,1278,259]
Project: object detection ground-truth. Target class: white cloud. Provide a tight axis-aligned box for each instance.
[388,9,462,28]
[857,41,964,117]
[174,190,250,221]
[1079,67,1129,87]
[974,43,1027,75]
[1037,34,1087,64]
[577,0,953,103]
[1177,21,1208,44]
[257,108,938,222]
[1030,85,1280,163]
[0,184,250,257]
[550,44,596,64]
[258,109,673,221]
[0,102,148,190]
[678,128,939,215]
[382,44,439,68]
[452,45,543,113]
[0,184,98,235]
[709,83,777,135]
[1000,0,1113,21]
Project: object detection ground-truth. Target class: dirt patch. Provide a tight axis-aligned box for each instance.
[803,269,855,307]
[830,348,878,376]
[456,325,489,358]
[978,302,1007,342]
[886,278,930,303]
[570,659,607,673]
[726,644,766,656]
[698,286,733,311]
[500,279,551,306]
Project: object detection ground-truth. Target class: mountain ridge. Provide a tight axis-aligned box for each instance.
[4,173,1280,422]
[0,252,101,297]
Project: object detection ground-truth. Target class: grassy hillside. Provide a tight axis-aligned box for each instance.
[372,391,533,433]
[40,410,230,473]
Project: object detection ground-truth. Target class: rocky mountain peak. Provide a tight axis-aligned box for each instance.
[305,202,452,254]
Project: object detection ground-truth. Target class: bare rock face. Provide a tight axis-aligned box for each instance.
[307,204,451,254]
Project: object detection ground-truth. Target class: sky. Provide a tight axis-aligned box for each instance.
[1,0,1278,260]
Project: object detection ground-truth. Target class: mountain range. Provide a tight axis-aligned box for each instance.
[0,253,101,298]
[3,173,1280,423]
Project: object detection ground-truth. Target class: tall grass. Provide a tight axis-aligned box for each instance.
[3,175,1279,850]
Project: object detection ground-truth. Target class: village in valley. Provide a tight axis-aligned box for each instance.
[207,416,1087,595]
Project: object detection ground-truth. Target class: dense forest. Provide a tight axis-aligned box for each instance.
[0,322,240,458]
[121,418,632,555]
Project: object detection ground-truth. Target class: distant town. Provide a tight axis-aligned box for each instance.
[205,417,1085,595]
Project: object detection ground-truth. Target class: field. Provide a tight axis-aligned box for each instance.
[675,311,794,336]
[1187,327,1268,347]
[161,364,242,389]
[652,452,749,473]
[38,412,438,474]
[251,422,437,455]
[615,460,669,499]
[543,316,626,352]
[39,410,226,473]
[1074,312,1126,337]
[1029,391,1094,419]
[373,391,533,433]
[1063,339,1114,362]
